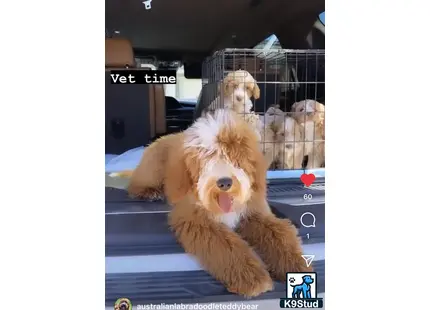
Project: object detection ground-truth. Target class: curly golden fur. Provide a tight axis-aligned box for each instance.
[116,109,311,297]
[291,100,325,168]
[260,106,305,170]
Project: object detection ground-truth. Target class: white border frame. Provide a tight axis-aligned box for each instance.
[2,1,430,309]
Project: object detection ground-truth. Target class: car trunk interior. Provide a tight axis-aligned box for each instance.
[106,0,325,65]
[105,0,325,305]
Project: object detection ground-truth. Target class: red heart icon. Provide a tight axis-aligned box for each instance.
[300,173,316,187]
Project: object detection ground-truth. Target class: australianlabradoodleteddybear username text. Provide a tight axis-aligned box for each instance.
[136,303,259,310]
[110,70,177,84]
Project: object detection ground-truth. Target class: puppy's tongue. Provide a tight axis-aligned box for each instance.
[218,193,232,213]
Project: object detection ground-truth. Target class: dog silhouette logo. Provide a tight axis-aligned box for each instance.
[287,272,317,299]
[289,274,315,299]
[114,298,132,310]
[280,272,323,308]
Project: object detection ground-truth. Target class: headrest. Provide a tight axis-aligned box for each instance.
[105,38,135,68]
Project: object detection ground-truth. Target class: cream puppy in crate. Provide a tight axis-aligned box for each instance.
[290,99,325,169]
[207,70,263,140]
[260,105,304,170]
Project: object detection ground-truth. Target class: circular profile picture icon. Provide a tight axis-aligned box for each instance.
[114,298,132,310]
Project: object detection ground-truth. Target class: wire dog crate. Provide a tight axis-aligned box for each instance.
[197,48,325,171]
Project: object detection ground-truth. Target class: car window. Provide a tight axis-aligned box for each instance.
[319,12,325,25]
[174,66,202,101]
[255,13,324,51]
[253,34,282,50]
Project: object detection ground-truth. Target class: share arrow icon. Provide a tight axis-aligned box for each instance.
[301,254,315,267]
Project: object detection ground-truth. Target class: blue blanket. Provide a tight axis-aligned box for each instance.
[105,146,145,173]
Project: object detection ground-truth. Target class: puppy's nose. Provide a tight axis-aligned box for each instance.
[216,177,233,191]
[235,95,243,102]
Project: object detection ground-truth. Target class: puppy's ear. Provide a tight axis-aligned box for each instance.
[314,101,325,112]
[164,144,193,204]
[314,101,325,121]
[252,83,260,100]
[291,102,298,112]
[223,81,229,95]
[223,76,233,96]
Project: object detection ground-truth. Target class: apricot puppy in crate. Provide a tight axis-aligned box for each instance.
[207,70,263,138]
[291,99,325,168]
[121,109,311,297]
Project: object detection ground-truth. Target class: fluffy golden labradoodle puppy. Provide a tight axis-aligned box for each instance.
[116,109,311,297]
[290,99,325,168]
[260,105,304,170]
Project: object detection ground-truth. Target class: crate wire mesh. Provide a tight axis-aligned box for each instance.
[199,48,325,171]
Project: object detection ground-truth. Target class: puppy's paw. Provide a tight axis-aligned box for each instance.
[270,236,313,282]
[246,217,312,283]
[226,262,273,298]
[129,187,164,201]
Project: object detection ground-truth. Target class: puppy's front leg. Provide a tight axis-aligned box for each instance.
[293,143,305,169]
[238,200,311,282]
[168,205,273,298]
[306,144,324,169]
[261,143,276,170]
[306,149,315,169]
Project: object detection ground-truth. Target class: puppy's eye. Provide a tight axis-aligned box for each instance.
[300,108,305,112]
